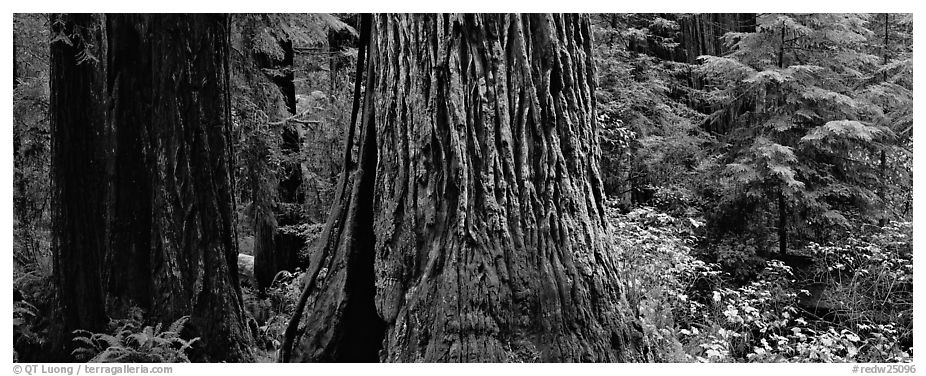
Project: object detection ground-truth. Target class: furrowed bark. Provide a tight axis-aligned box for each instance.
[288,14,643,363]
[145,14,252,362]
[106,14,253,362]
[370,13,641,362]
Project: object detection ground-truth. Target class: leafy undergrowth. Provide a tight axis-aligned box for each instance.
[240,224,321,361]
[242,268,307,362]
[13,244,55,362]
[66,271,309,364]
[608,203,913,363]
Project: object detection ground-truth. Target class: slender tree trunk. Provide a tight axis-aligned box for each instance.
[778,23,786,69]
[13,32,31,262]
[253,214,278,290]
[272,38,305,286]
[13,39,19,89]
[883,14,890,83]
[279,39,297,114]
[776,21,788,256]
[229,14,281,292]
[286,14,643,363]
[327,17,355,93]
[677,14,756,64]
[778,190,787,255]
[878,150,887,227]
[878,14,890,227]
[49,13,109,354]
[249,28,303,291]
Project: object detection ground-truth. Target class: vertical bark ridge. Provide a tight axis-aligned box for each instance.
[106,14,253,362]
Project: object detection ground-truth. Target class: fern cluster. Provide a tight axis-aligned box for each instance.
[71,316,199,363]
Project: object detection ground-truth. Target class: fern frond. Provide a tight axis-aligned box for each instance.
[92,346,128,363]
[72,329,94,337]
[142,325,154,339]
[71,347,99,361]
[71,336,100,350]
[159,331,180,340]
[179,337,200,352]
[127,333,150,348]
[92,333,122,349]
[168,316,191,333]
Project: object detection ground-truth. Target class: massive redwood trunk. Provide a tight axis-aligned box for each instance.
[285,13,643,363]
[104,14,253,362]
[49,14,109,352]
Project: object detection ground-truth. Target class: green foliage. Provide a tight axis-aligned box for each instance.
[14,15,56,362]
[235,14,355,62]
[13,226,55,363]
[609,203,912,363]
[698,251,911,363]
[712,238,765,282]
[697,13,912,248]
[12,266,54,362]
[13,300,45,362]
[293,89,349,222]
[48,14,104,65]
[231,13,353,231]
[592,14,710,209]
[231,15,289,233]
[678,261,799,362]
[242,268,307,361]
[14,14,52,269]
[607,203,709,361]
[806,221,913,358]
[71,315,199,363]
[287,223,325,264]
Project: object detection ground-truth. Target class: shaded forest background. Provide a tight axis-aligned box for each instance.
[13,13,913,363]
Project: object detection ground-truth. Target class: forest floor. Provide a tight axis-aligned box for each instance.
[226,201,913,363]
[14,202,912,363]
